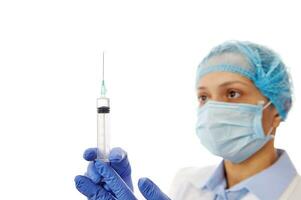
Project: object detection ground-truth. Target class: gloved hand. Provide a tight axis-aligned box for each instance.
[75,152,171,200]
[83,147,133,191]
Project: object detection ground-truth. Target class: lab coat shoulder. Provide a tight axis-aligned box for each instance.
[279,174,301,200]
[168,165,216,200]
[168,166,301,200]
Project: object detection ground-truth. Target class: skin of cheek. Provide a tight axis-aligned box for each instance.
[261,104,279,136]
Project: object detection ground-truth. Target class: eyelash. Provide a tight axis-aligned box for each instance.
[227,89,242,99]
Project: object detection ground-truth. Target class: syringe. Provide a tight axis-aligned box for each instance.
[97,52,110,161]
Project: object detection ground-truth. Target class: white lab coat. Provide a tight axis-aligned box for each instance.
[168,166,301,200]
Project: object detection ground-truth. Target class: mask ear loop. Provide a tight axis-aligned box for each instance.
[262,101,275,139]
[263,101,272,110]
[267,127,275,138]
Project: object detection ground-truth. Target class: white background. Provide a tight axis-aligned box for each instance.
[0,0,300,199]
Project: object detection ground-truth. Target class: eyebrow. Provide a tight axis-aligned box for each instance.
[197,80,250,90]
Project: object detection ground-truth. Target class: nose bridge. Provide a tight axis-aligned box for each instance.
[210,93,226,102]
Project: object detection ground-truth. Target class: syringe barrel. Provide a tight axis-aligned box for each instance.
[97,97,110,161]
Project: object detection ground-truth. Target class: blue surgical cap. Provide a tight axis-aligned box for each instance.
[196,40,293,121]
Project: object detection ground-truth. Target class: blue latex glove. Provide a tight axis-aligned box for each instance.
[75,159,171,200]
[83,147,133,191]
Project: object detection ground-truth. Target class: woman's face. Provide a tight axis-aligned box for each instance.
[196,72,281,135]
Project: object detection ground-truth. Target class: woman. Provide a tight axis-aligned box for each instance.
[75,40,301,200]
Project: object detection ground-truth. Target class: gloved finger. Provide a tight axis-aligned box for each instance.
[85,148,130,175]
[84,148,104,161]
[74,175,116,200]
[138,177,171,200]
[95,160,137,200]
[86,161,102,184]
[109,147,129,171]
[109,147,133,190]
[83,169,112,193]
[85,162,113,192]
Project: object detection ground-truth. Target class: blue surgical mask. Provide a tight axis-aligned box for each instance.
[196,100,274,163]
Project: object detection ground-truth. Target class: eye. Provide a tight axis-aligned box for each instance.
[198,94,208,105]
[227,89,241,99]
